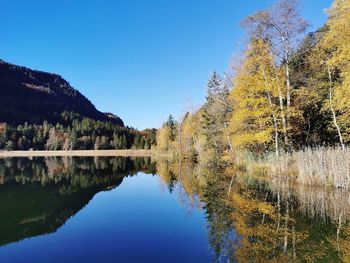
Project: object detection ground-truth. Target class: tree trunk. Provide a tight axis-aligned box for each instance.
[261,65,280,157]
[327,66,345,150]
[285,57,291,109]
[284,47,292,152]
[224,122,234,153]
[272,61,289,150]
[267,91,280,157]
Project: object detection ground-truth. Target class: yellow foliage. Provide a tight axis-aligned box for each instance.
[320,0,350,141]
[228,39,282,152]
[177,110,206,160]
[155,125,173,152]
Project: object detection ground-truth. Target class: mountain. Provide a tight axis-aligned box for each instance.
[0,59,124,126]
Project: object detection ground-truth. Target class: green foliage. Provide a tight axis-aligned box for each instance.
[0,111,156,151]
[201,72,231,156]
[166,115,177,141]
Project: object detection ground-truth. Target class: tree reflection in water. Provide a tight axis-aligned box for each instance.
[0,157,156,247]
[155,160,350,262]
[0,157,349,262]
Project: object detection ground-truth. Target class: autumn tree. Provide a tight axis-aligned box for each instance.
[242,0,308,150]
[177,111,203,160]
[155,125,174,152]
[229,39,283,155]
[316,0,350,147]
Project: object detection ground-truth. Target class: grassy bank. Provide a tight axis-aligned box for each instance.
[0,149,152,158]
[294,147,350,189]
[235,147,350,190]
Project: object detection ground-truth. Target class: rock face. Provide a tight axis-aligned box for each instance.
[0,59,124,126]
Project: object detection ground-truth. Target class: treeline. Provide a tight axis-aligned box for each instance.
[0,157,156,186]
[0,111,156,150]
[155,0,350,160]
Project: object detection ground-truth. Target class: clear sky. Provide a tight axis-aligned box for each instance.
[1,0,333,129]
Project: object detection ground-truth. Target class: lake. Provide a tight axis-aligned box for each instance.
[0,157,348,262]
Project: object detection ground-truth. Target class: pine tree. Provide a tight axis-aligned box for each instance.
[201,71,231,156]
[166,115,177,141]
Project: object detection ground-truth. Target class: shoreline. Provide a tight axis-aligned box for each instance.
[0,149,152,158]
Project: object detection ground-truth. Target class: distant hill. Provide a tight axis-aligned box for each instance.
[0,59,124,126]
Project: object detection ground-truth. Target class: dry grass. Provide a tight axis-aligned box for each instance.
[266,153,297,178]
[294,147,350,189]
[236,147,350,189]
[0,149,152,158]
[263,175,350,224]
[296,184,350,223]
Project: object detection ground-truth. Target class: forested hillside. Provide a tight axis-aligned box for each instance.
[0,60,156,150]
[0,59,123,126]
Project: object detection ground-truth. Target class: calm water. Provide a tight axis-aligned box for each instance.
[0,157,349,262]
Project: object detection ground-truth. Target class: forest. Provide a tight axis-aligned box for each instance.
[0,111,156,151]
[154,0,350,188]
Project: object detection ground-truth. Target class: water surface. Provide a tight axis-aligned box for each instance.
[0,157,212,262]
[0,157,349,262]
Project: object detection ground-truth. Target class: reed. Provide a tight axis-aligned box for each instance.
[294,147,350,189]
[235,147,350,189]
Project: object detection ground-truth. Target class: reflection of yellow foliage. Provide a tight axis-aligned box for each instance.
[226,176,318,262]
[328,225,350,262]
[156,160,206,199]
[156,160,209,212]
[156,161,174,186]
[155,157,350,262]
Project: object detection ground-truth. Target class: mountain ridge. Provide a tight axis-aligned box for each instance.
[0,59,124,126]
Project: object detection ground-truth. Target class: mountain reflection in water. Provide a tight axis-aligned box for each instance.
[0,157,349,262]
[0,157,155,247]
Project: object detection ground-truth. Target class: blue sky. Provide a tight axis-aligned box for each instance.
[1,0,333,129]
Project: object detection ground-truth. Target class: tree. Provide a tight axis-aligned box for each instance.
[288,28,335,147]
[140,136,146,149]
[70,130,78,150]
[201,72,231,157]
[178,111,202,160]
[0,123,8,149]
[94,136,101,150]
[134,134,141,149]
[100,136,111,149]
[18,136,29,150]
[316,0,350,147]
[46,127,61,150]
[242,0,309,150]
[5,141,14,151]
[155,125,173,152]
[166,115,177,141]
[228,39,282,154]
[63,136,71,150]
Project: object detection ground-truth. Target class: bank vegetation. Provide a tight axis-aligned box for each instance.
[153,0,350,189]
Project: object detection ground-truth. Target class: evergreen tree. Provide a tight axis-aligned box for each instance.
[201,71,231,156]
[166,115,177,141]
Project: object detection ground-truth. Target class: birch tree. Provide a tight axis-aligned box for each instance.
[242,0,308,150]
